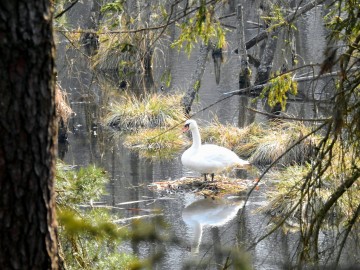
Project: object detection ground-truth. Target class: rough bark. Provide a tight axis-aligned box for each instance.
[237,4,251,89]
[81,0,101,56]
[0,1,59,269]
[255,30,279,85]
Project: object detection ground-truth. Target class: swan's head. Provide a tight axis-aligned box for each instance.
[182,119,198,133]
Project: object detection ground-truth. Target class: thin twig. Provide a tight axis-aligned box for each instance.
[241,120,330,210]
[246,107,331,122]
[55,0,79,19]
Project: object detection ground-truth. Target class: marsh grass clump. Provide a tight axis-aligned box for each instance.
[249,121,319,166]
[200,120,318,166]
[124,128,188,159]
[261,144,360,227]
[104,92,186,132]
[201,120,265,158]
[259,165,310,224]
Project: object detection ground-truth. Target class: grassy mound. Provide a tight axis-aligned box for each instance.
[249,121,319,166]
[260,143,360,227]
[201,120,265,158]
[104,92,186,132]
[201,120,319,166]
[104,96,319,165]
[103,92,186,159]
[123,128,187,159]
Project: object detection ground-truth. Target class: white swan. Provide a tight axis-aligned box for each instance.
[181,119,250,181]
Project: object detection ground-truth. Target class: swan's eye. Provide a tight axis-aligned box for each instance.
[184,123,190,128]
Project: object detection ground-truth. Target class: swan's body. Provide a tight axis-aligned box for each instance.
[181,119,250,180]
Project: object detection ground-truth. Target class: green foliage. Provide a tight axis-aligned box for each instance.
[257,0,360,257]
[323,0,360,143]
[58,210,136,269]
[262,5,297,32]
[56,162,107,207]
[324,1,360,42]
[260,72,298,111]
[58,209,122,239]
[101,0,124,14]
[55,162,168,269]
[263,142,360,227]
[194,80,201,92]
[171,1,226,54]
[160,69,172,88]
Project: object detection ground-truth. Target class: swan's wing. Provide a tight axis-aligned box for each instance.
[200,144,240,163]
[187,144,240,173]
[183,144,249,174]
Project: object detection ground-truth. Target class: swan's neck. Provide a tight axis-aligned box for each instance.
[191,128,202,149]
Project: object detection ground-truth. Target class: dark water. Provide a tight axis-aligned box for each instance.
[56,1,357,269]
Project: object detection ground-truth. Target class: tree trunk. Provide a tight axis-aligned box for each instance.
[81,0,100,56]
[0,1,59,269]
[182,43,211,114]
[237,4,251,89]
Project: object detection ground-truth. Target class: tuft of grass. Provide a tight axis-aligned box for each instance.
[201,120,265,158]
[124,128,188,159]
[249,121,320,166]
[200,119,318,166]
[260,142,360,227]
[259,165,309,224]
[103,92,186,132]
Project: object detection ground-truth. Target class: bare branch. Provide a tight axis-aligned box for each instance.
[55,0,79,19]
[245,0,329,50]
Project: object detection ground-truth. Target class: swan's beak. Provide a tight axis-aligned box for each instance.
[182,124,190,133]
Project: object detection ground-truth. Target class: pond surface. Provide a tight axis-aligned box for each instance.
[56,1,358,269]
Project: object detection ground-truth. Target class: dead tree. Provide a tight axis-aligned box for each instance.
[237,4,251,89]
[182,43,211,115]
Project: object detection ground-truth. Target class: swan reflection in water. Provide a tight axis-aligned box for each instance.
[182,197,244,254]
